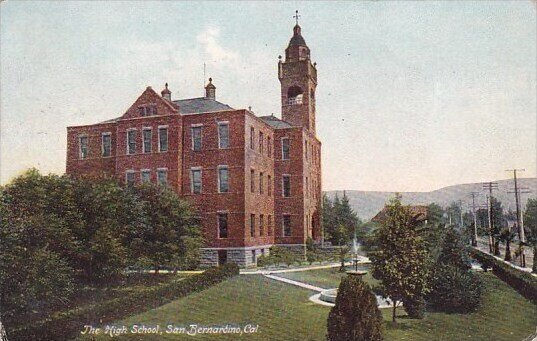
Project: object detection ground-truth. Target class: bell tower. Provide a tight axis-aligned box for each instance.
[278,11,317,134]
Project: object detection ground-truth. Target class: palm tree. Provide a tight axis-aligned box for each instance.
[499,226,516,262]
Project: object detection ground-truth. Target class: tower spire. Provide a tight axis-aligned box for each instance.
[293,10,301,25]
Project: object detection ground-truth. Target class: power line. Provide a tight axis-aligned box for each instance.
[505,169,528,267]
[482,182,498,254]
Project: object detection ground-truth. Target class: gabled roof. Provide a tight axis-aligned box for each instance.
[173,97,234,114]
[371,205,428,224]
[259,115,294,129]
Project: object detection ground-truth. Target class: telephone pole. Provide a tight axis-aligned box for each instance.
[483,182,498,254]
[458,200,465,229]
[506,168,529,267]
[470,192,479,246]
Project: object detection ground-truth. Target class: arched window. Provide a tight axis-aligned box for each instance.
[287,86,303,105]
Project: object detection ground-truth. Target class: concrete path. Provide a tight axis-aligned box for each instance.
[263,274,325,292]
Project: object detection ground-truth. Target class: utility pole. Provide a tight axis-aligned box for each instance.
[470,192,479,246]
[458,200,465,229]
[506,169,529,267]
[483,182,498,254]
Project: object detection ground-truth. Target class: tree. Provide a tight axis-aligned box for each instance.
[490,197,505,257]
[322,193,362,246]
[437,227,471,271]
[499,226,516,262]
[370,195,430,322]
[327,275,383,341]
[523,198,537,273]
[427,226,482,313]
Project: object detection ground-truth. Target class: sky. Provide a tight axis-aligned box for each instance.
[1,1,536,192]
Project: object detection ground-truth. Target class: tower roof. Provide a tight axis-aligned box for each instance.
[288,24,307,47]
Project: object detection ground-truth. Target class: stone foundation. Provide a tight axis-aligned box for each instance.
[199,246,272,268]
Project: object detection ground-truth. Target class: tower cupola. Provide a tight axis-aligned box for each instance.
[161,83,171,101]
[205,78,216,99]
[285,10,310,62]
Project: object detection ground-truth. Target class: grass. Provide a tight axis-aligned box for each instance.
[80,271,536,341]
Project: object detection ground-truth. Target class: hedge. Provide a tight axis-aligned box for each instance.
[8,264,239,341]
[470,248,537,305]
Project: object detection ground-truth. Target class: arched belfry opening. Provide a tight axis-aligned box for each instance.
[287,86,304,105]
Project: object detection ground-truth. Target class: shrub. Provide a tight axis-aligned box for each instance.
[402,295,426,319]
[470,248,537,304]
[7,264,239,341]
[327,275,383,341]
[427,265,482,313]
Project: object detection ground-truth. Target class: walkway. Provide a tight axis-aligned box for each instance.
[475,237,535,275]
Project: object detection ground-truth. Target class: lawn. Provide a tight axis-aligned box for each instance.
[80,271,536,341]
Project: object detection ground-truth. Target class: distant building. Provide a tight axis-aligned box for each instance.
[66,20,322,267]
[371,205,429,225]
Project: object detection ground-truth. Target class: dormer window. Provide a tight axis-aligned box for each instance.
[138,105,157,117]
[287,86,303,105]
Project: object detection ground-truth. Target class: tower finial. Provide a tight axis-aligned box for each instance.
[293,10,300,25]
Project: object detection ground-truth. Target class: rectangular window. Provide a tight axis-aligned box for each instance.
[127,129,136,155]
[268,175,272,196]
[268,215,272,236]
[267,136,272,156]
[139,105,157,116]
[191,168,202,194]
[283,175,291,197]
[218,122,229,149]
[140,169,151,183]
[125,171,135,187]
[218,213,228,238]
[159,127,168,152]
[101,133,111,157]
[306,176,309,196]
[250,214,255,237]
[259,132,264,153]
[250,169,255,193]
[218,166,229,193]
[251,250,256,264]
[259,172,264,194]
[283,215,291,237]
[260,214,264,236]
[250,126,255,149]
[157,168,167,186]
[143,128,152,153]
[281,137,290,160]
[191,126,202,151]
[79,135,88,159]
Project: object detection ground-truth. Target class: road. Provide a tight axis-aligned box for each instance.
[475,237,534,271]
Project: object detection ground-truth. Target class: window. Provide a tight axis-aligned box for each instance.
[191,168,202,194]
[267,136,272,156]
[268,215,272,236]
[157,168,167,186]
[140,169,151,183]
[259,132,264,153]
[250,127,255,149]
[305,141,308,161]
[191,126,202,151]
[306,176,309,196]
[259,172,264,194]
[281,138,290,160]
[218,122,229,149]
[127,129,136,155]
[125,171,135,187]
[139,105,157,116]
[268,175,272,196]
[283,215,291,237]
[143,128,152,153]
[283,175,291,197]
[251,250,256,264]
[260,214,264,236]
[287,86,303,105]
[79,135,88,159]
[250,169,255,193]
[250,214,255,237]
[218,166,229,193]
[101,133,111,157]
[218,213,228,238]
[159,127,168,152]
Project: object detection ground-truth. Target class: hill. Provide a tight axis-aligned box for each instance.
[324,178,537,221]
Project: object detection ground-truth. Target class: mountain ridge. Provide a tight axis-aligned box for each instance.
[324,178,537,221]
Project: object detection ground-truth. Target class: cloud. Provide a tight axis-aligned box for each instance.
[196,27,239,64]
